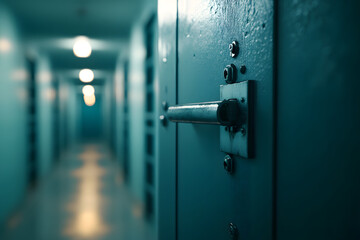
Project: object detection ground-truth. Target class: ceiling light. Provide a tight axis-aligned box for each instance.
[79,69,94,83]
[84,94,96,106]
[73,36,92,58]
[82,85,95,96]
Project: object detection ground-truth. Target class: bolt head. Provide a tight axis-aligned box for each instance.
[229,223,239,240]
[229,41,239,58]
[240,65,247,74]
[223,155,234,174]
[162,101,168,111]
[159,115,167,126]
[229,43,234,51]
[224,64,237,84]
[240,128,246,136]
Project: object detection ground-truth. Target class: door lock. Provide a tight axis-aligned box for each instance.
[165,81,253,158]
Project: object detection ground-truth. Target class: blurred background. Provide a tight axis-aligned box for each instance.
[0,0,158,239]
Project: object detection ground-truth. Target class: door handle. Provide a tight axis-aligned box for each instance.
[166,99,243,126]
[163,81,253,158]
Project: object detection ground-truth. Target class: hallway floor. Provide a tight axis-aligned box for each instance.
[0,144,155,240]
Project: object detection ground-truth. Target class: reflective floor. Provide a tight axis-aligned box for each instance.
[0,144,155,240]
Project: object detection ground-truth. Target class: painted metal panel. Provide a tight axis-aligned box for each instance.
[176,0,274,239]
[276,1,360,239]
[157,0,178,239]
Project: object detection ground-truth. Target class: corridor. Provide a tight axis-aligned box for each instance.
[0,144,155,240]
[0,0,359,239]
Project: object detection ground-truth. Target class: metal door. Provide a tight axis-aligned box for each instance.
[158,1,274,239]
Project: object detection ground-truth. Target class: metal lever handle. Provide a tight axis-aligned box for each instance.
[166,99,242,126]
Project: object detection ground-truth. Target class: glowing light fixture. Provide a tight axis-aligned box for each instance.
[84,94,96,107]
[0,38,12,53]
[79,69,94,83]
[73,36,92,58]
[82,85,95,96]
[43,88,56,101]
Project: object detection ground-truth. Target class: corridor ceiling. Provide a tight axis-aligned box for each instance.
[3,0,144,77]
[4,0,143,37]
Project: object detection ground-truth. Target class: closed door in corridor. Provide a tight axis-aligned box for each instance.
[158,0,274,239]
[158,0,360,240]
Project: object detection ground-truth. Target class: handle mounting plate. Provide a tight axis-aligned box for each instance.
[220,81,253,158]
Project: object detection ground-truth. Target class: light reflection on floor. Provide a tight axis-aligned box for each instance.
[0,144,155,240]
[64,145,109,238]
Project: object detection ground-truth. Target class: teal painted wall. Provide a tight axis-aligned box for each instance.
[69,85,79,147]
[114,55,127,168]
[0,4,28,226]
[57,79,80,151]
[128,24,146,200]
[57,77,68,152]
[35,55,55,177]
[103,77,112,143]
[114,0,158,216]
[81,92,102,140]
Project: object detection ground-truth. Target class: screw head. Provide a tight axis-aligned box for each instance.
[224,64,237,84]
[229,223,239,240]
[229,41,239,58]
[240,127,246,136]
[223,155,234,174]
[159,115,167,126]
[240,65,247,74]
[162,101,168,111]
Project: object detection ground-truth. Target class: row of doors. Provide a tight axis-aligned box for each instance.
[157,0,359,240]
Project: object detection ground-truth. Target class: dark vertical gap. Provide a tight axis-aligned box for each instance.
[53,79,60,162]
[144,13,156,220]
[123,60,129,180]
[81,93,85,139]
[146,134,154,156]
[27,58,37,188]
[110,78,116,154]
[175,0,179,239]
[272,0,279,239]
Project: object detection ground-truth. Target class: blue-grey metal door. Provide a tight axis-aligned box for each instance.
[158,1,360,240]
[158,1,274,239]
